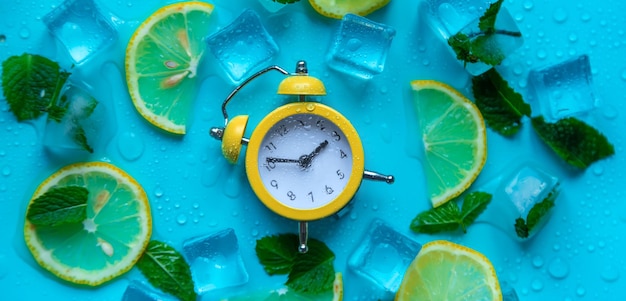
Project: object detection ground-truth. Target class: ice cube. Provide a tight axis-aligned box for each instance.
[182,228,249,294]
[482,163,559,241]
[258,0,289,13]
[501,281,520,301]
[122,281,177,301]
[326,14,396,79]
[206,9,279,83]
[527,55,596,122]
[348,219,421,297]
[420,0,523,75]
[43,0,117,65]
[42,82,114,155]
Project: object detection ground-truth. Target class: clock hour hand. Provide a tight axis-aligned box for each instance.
[266,157,301,164]
[299,140,329,168]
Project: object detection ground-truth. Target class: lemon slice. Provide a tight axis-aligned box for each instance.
[24,162,151,286]
[411,80,487,207]
[221,272,343,301]
[125,2,214,134]
[396,240,502,301]
[309,0,390,19]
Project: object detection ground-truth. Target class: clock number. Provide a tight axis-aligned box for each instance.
[265,142,277,151]
[270,180,278,189]
[331,131,341,141]
[337,169,345,180]
[308,191,314,202]
[325,185,334,195]
[340,149,347,159]
[264,161,276,172]
[316,120,326,131]
[275,124,289,137]
[298,120,306,127]
[287,191,296,201]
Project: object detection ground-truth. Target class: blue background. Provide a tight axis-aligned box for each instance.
[1,0,625,300]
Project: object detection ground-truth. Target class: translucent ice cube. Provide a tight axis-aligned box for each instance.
[122,281,177,301]
[484,163,559,241]
[420,0,523,75]
[182,228,249,294]
[206,9,279,83]
[326,14,396,79]
[43,0,117,65]
[528,55,596,122]
[42,82,114,154]
[501,281,520,301]
[348,219,421,296]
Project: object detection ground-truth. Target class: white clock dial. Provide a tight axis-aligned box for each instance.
[256,114,353,209]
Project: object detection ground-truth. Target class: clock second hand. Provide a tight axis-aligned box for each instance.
[265,140,329,168]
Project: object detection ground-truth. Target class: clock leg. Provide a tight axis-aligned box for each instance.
[298,221,308,253]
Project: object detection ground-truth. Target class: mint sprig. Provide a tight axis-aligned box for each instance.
[26,186,88,227]
[514,188,558,238]
[410,192,492,234]
[256,234,335,295]
[447,0,521,66]
[472,69,531,136]
[136,240,196,301]
[531,116,615,169]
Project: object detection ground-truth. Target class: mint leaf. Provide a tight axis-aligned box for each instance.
[410,201,461,234]
[514,188,558,239]
[472,69,531,136]
[478,0,504,32]
[256,234,336,295]
[410,192,491,234]
[448,33,477,65]
[136,241,196,301]
[459,191,492,231]
[470,35,506,66]
[255,234,297,275]
[287,238,335,294]
[71,125,94,153]
[531,116,615,169]
[2,53,70,121]
[26,186,88,226]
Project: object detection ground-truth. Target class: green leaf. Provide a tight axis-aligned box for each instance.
[448,33,477,65]
[514,188,558,239]
[136,241,196,301]
[459,192,492,231]
[1,53,70,121]
[71,124,94,153]
[410,201,461,234]
[26,186,88,226]
[478,0,504,33]
[470,35,506,66]
[255,234,298,275]
[286,238,335,294]
[531,116,615,169]
[472,69,532,136]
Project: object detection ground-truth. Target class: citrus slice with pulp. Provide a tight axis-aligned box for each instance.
[396,240,502,301]
[125,1,214,134]
[309,0,390,19]
[24,162,151,286]
[221,272,343,301]
[411,80,487,207]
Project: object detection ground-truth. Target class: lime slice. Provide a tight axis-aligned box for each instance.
[411,80,487,207]
[221,272,343,301]
[396,240,502,301]
[125,2,214,134]
[24,162,151,286]
[309,0,390,19]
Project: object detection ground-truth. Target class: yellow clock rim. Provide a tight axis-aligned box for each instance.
[245,102,365,221]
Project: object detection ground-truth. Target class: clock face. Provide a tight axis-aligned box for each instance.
[256,113,353,210]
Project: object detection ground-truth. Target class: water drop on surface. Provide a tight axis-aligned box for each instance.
[552,8,568,23]
[154,186,164,198]
[576,286,586,296]
[601,265,620,282]
[523,1,534,11]
[19,27,29,39]
[531,279,543,291]
[1,166,10,177]
[117,131,145,161]
[0,34,5,43]
[548,257,570,279]
[177,214,187,225]
[532,255,544,268]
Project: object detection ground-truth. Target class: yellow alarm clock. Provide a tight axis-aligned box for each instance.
[210,61,393,252]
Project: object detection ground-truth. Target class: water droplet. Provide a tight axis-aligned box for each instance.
[568,33,578,43]
[201,163,222,187]
[548,257,570,279]
[1,166,10,177]
[192,202,199,209]
[422,59,430,66]
[552,8,568,23]
[0,34,5,43]
[176,214,187,225]
[531,279,544,291]
[601,265,620,282]
[346,38,362,51]
[523,1,534,11]
[536,49,547,60]
[154,186,164,198]
[349,212,358,220]
[581,12,591,22]
[532,255,544,268]
[251,229,259,237]
[576,286,586,296]
[592,165,604,176]
[19,27,29,39]
[224,173,242,198]
[117,131,144,161]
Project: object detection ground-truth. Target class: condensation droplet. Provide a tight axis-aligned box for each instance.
[593,165,604,176]
[601,265,620,282]
[19,27,30,39]
[251,229,259,237]
[531,279,544,291]
[0,34,6,43]
[177,214,187,225]
[548,257,570,279]
[1,166,10,177]
[568,33,578,43]
[117,131,145,161]
[552,8,568,23]
[532,255,544,268]
[536,49,547,59]
[581,12,591,22]
[154,186,164,198]
[576,286,586,296]
[523,1,534,11]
